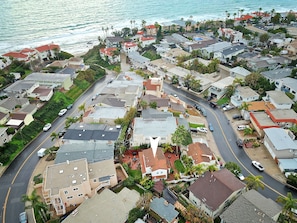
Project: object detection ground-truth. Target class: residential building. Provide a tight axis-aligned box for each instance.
[27,86,54,101]
[274,77,297,101]
[220,189,282,223]
[24,72,73,90]
[263,128,297,160]
[261,68,292,84]
[266,109,297,128]
[105,36,124,48]
[42,158,117,216]
[62,124,121,145]
[214,44,245,63]
[146,58,175,78]
[62,188,140,223]
[265,91,293,109]
[55,141,114,164]
[218,28,243,43]
[249,112,279,137]
[188,168,245,218]
[83,106,126,125]
[229,66,251,80]
[0,112,9,125]
[141,95,170,111]
[230,85,259,107]
[131,116,177,146]
[201,42,232,59]
[183,142,216,167]
[2,52,29,62]
[145,24,157,35]
[208,76,235,99]
[139,139,169,180]
[6,112,34,128]
[286,39,297,56]
[150,197,179,223]
[278,158,297,173]
[160,48,190,64]
[122,42,138,53]
[4,81,39,97]
[140,36,156,48]
[0,97,29,114]
[0,127,11,146]
[99,47,120,64]
[166,66,191,82]
[35,43,60,61]
[143,77,163,97]
[127,51,150,69]
[247,56,290,71]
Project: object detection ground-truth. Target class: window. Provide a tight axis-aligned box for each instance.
[64,191,68,194]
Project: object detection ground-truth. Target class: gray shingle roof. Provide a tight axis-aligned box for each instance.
[150,197,179,222]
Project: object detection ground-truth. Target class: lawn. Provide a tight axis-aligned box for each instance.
[174,160,185,173]
[189,123,205,128]
[216,97,229,106]
[128,169,142,180]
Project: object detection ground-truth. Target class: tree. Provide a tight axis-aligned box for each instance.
[149,101,157,109]
[137,192,153,210]
[139,100,148,109]
[259,33,269,43]
[171,75,179,85]
[277,192,297,221]
[184,74,194,90]
[139,176,154,190]
[78,103,86,114]
[127,207,145,223]
[207,164,218,172]
[65,116,78,128]
[271,13,281,25]
[224,162,241,174]
[182,204,213,223]
[162,143,174,153]
[189,78,201,92]
[245,175,264,190]
[225,84,236,98]
[50,132,60,146]
[239,101,251,111]
[171,125,193,154]
[243,127,254,136]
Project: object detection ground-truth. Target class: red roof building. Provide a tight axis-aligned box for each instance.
[2,52,28,61]
[35,43,60,53]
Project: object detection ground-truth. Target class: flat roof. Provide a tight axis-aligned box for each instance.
[267,91,293,105]
[251,112,276,126]
[269,109,297,120]
[264,128,297,150]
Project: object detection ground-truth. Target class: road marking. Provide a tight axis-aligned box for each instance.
[3,187,11,223]
[164,86,285,197]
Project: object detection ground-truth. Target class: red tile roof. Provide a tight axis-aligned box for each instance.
[35,44,60,52]
[235,14,254,21]
[141,36,156,41]
[20,48,36,54]
[100,47,118,56]
[143,79,161,91]
[187,142,214,165]
[139,148,168,174]
[123,42,137,48]
[137,31,144,35]
[145,25,156,29]
[3,52,28,59]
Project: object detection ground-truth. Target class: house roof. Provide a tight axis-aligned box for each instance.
[2,52,28,59]
[0,97,29,111]
[222,44,245,56]
[55,141,114,164]
[32,86,52,96]
[35,43,60,52]
[261,68,292,80]
[203,41,232,53]
[188,169,245,211]
[230,66,251,77]
[88,106,126,120]
[150,197,179,223]
[235,14,254,21]
[267,109,297,122]
[143,78,162,91]
[234,86,259,99]
[142,95,170,108]
[247,101,275,112]
[62,188,140,223]
[100,47,118,56]
[133,116,177,137]
[106,36,124,43]
[145,25,156,29]
[63,124,120,141]
[123,42,138,48]
[250,111,278,128]
[264,128,297,150]
[278,158,297,171]
[278,77,297,93]
[4,80,36,94]
[211,76,235,89]
[10,113,26,120]
[187,142,214,165]
[139,148,168,173]
[266,90,293,105]
[220,189,281,223]
[24,72,71,83]
[141,108,172,119]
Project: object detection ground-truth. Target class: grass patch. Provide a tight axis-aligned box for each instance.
[128,185,145,194]
[174,160,185,173]
[216,97,229,106]
[128,169,142,180]
[143,50,161,60]
[189,123,205,128]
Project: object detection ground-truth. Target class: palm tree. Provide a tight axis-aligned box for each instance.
[193,164,205,176]
[277,192,297,221]
[141,20,146,29]
[65,116,78,128]
[245,175,264,190]
[240,101,251,111]
[162,143,174,153]
[207,164,218,173]
[243,127,254,136]
[139,100,148,110]
[189,78,201,92]
[78,103,86,114]
[172,125,193,154]
[50,132,60,146]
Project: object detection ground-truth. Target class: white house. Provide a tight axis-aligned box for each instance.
[122,42,138,53]
[265,90,293,109]
[208,76,235,99]
[140,36,156,48]
[218,28,243,43]
[230,86,259,107]
[229,66,251,80]
[274,77,297,101]
[99,47,120,64]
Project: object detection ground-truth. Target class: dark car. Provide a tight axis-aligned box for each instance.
[236,138,243,148]
[209,101,217,108]
[66,104,73,110]
[194,103,202,111]
[232,114,243,120]
[201,108,207,117]
[58,129,67,138]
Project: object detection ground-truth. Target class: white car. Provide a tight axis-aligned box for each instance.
[58,109,67,117]
[223,104,235,111]
[237,125,249,131]
[252,161,264,172]
[234,170,245,181]
[197,127,208,133]
[43,123,52,132]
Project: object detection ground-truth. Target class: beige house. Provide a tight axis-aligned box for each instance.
[143,77,163,97]
[42,158,117,216]
[286,39,297,56]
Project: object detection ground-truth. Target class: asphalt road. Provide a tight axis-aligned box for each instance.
[164,83,297,201]
[0,73,115,223]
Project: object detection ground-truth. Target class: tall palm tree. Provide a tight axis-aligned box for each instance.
[207,165,218,173]
[78,103,86,114]
[21,189,42,209]
[65,116,78,128]
[50,132,60,146]
[245,175,264,190]
[277,192,297,221]
[240,101,251,111]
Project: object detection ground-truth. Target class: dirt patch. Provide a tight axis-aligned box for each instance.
[187,107,200,116]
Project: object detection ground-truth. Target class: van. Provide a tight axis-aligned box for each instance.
[237,125,248,131]
[37,148,47,158]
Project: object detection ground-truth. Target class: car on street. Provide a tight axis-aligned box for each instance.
[236,138,243,148]
[58,129,67,138]
[252,160,264,171]
[58,109,67,117]
[234,170,245,181]
[209,101,217,108]
[208,123,214,132]
[19,211,27,223]
[66,104,73,110]
[201,108,207,117]
[43,123,52,132]
[194,103,202,111]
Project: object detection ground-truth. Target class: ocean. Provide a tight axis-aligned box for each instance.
[1,0,297,56]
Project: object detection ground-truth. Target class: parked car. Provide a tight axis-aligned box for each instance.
[252,161,264,171]
[208,123,214,132]
[209,101,217,108]
[197,127,208,133]
[66,104,73,110]
[58,109,67,117]
[58,129,67,138]
[234,170,245,181]
[223,104,235,111]
[232,114,243,120]
[194,103,202,111]
[236,138,243,148]
[237,125,249,131]
[201,108,207,117]
[43,123,52,132]
[19,212,27,223]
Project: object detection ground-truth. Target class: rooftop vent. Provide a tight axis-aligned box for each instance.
[59,170,64,174]
[102,134,105,137]
[72,180,77,184]
[79,134,82,137]
[74,167,78,171]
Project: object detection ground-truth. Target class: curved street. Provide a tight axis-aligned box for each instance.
[163,83,297,201]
